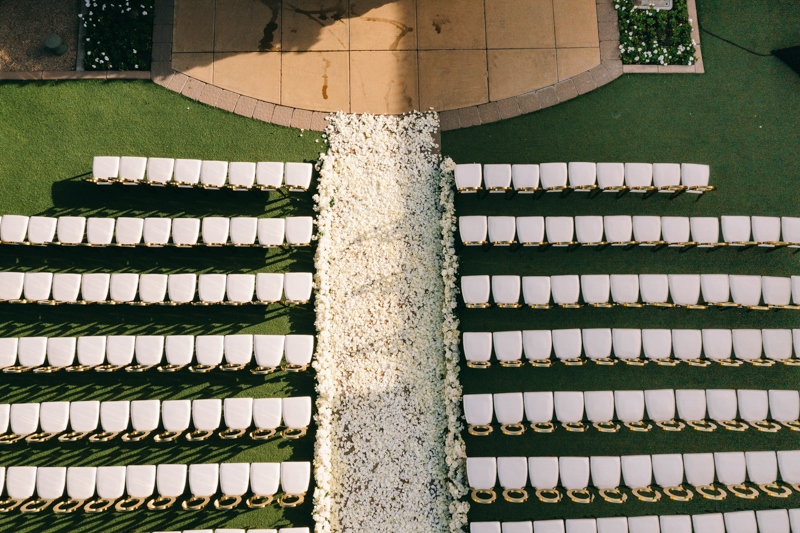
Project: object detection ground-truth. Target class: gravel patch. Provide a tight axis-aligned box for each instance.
[0,0,79,71]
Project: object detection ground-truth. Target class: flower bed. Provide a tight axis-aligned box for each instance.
[313,112,467,533]
[615,0,696,66]
[82,0,153,70]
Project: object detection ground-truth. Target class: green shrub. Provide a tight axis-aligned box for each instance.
[615,0,696,65]
[82,1,154,70]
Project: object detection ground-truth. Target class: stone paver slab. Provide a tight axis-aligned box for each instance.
[181,77,206,100]
[310,111,330,131]
[291,108,313,130]
[588,63,612,86]
[517,92,541,114]
[536,86,559,108]
[554,0,600,48]
[497,97,521,119]
[597,21,619,41]
[234,95,258,117]
[488,49,558,102]
[555,79,578,101]
[478,102,501,124]
[152,24,174,43]
[571,70,596,94]
[151,61,174,86]
[485,0,556,49]
[603,59,623,78]
[418,50,488,111]
[107,71,151,79]
[152,42,173,62]
[595,2,618,23]
[600,40,620,60]
[271,105,294,126]
[623,64,659,73]
[350,51,418,114]
[167,72,189,92]
[213,52,280,102]
[557,47,600,80]
[282,51,350,112]
[417,0,486,50]
[215,89,239,112]
[349,0,416,51]
[173,0,215,52]
[215,0,281,52]
[199,84,223,106]
[172,52,214,83]
[458,106,481,128]
[252,100,276,122]
[658,65,695,73]
[154,0,175,25]
[282,0,349,51]
[438,110,460,131]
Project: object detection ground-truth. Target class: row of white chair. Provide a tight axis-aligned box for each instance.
[466,451,799,505]
[463,390,798,435]
[0,334,313,374]
[90,157,312,191]
[0,461,310,513]
[471,510,798,533]
[0,215,312,247]
[461,274,799,309]
[459,216,799,248]
[464,329,800,367]
[0,272,313,306]
[455,163,712,194]
[0,396,312,445]
[151,530,307,533]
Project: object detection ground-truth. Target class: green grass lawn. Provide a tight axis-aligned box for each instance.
[443,0,800,525]
[0,80,326,532]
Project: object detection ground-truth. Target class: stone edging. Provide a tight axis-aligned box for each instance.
[0,71,150,80]
[439,0,623,132]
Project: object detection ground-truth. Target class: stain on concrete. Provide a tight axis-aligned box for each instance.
[259,0,282,51]
[322,57,331,99]
[432,15,449,34]
[363,17,413,50]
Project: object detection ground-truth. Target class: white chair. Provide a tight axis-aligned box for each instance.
[255,273,284,304]
[142,217,171,247]
[255,162,284,190]
[494,331,523,367]
[584,390,616,431]
[669,274,702,308]
[248,462,280,508]
[553,329,583,365]
[653,163,684,193]
[462,276,491,308]
[715,452,757,499]
[173,159,202,187]
[192,335,224,372]
[2,466,38,512]
[632,216,662,245]
[613,329,644,365]
[216,463,249,509]
[0,215,29,244]
[609,274,640,306]
[522,277,551,308]
[283,335,312,373]
[284,163,313,192]
[91,401,130,442]
[472,523,502,533]
[252,398,282,439]
[159,335,193,372]
[763,276,792,308]
[540,163,568,192]
[80,273,111,304]
[517,217,546,246]
[568,162,597,191]
[37,337,77,374]
[615,390,650,431]
[692,514,725,533]
[676,389,715,431]
[145,157,174,186]
[279,462,311,507]
[459,217,488,245]
[186,399,222,441]
[721,216,752,245]
[27,217,57,245]
[258,218,286,247]
[621,455,659,501]
[196,274,226,305]
[464,394,493,435]
[0,338,16,369]
[109,273,139,304]
[463,331,493,367]
[752,216,781,247]
[625,163,654,193]
[583,329,613,365]
[596,163,625,192]
[0,403,40,443]
[639,274,670,306]
[221,334,253,371]
[488,217,516,245]
[756,510,791,533]
[69,336,106,372]
[51,273,81,304]
[560,457,592,502]
[116,465,156,511]
[485,164,512,192]
[166,273,196,305]
[545,217,575,246]
[769,389,800,429]
[652,454,692,501]
[702,329,734,365]
[219,398,253,440]
[551,275,580,307]
[117,156,147,185]
[201,217,230,246]
[662,217,692,247]
[581,275,611,307]
[136,273,167,305]
[524,391,553,433]
[494,393,525,435]
[6,337,46,373]
[91,156,120,184]
[523,330,552,366]
[0,272,24,302]
[253,335,284,374]
[575,217,605,246]
[590,456,624,502]
[227,162,256,190]
[230,218,258,246]
[113,217,144,246]
[528,457,560,502]
[602,216,633,247]
[778,450,800,492]
[170,218,200,247]
[745,451,789,497]
[733,329,768,365]
[284,272,313,304]
[707,389,747,430]
[53,466,97,512]
[123,400,160,442]
[700,274,733,306]
[782,217,800,247]
[645,389,683,430]
[147,464,187,510]
[282,397,311,438]
[738,390,778,431]
[681,163,713,193]
[511,164,539,192]
[22,272,53,304]
[286,217,313,246]
[183,463,219,510]
[730,274,766,309]
[498,457,529,502]
[627,517,660,533]
[226,274,255,305]
[129,335,164,372]
[492,276,520,308]
[533,521,562,533]
[691,217,721,247]
[554,391,585,431]
[596,518,628,533]
[84,465,126,511]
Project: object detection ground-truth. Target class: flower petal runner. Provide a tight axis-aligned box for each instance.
[313,113,468,533]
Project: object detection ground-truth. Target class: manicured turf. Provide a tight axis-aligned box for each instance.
[0,80,326,532]
[443,0,800,525]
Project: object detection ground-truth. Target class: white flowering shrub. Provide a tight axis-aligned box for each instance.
[82,0,153,70]
[616,0,696,65]
[313,113,468,533]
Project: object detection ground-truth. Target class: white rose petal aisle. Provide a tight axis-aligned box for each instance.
[312,112,468,533]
